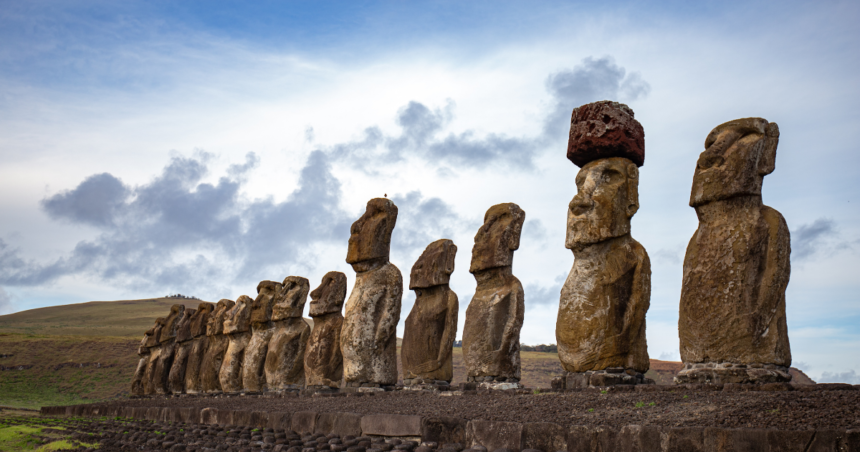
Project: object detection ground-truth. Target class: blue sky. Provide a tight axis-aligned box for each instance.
[1,0,859,383]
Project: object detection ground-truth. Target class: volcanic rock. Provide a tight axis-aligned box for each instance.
[184,302,214,394]
[566,101,645,167]
[199,298,235,393]
[462,203,525,382]
[402,239,459,382]
[678,117,791,384]
[220,295,252,392]
[341,198,403,386]
[265,276,311,390]
[304,271,348,389]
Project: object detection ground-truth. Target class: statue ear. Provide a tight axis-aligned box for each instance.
[626,163,640,218]
[758,122,779,176]
[445,242,457,274]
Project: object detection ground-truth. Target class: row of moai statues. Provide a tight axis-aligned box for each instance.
[131,100,792,394]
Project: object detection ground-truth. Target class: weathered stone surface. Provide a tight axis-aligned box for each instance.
[462,203,525,382]
[678,118,791,384]
[290,411,318,435]
[342,198,402,386]
[131,320,157,396]
[567,101,645,168]
[242,280,280,392]
[466,419,522,450]
[315,412,362,437]
[305,271,347,388]
[220,295,252,393]
[421,416,467,444]
[184,302,214,394]
[402,239,459,382]
[361,414,423,437]
[152,304,186,394]
[198,299,235,393]
[521,422,566,451]
[167,307,196,394]
[557,157,650,374]
[265,276,311,390]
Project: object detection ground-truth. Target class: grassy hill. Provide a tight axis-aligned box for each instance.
[0,299,814,409]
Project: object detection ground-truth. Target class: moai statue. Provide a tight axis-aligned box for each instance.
[219,295,252,393]
[142,317,165,395]
[265,276,311,391]
[199,299,235,393]
[341,198,403,388]
[462,203,526,388]
[152,304,186,394]
[556,101,652,389]
[183,302,214,394]
[676,117,791,384]
[304,271,347,390]
[167,307,197,394]
[131,322,157,396]
[241,281,280,393]
[402,239,459,386]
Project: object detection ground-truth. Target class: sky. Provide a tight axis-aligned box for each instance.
[1,0,858,384]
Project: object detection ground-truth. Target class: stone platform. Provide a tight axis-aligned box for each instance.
[41,383,860,451]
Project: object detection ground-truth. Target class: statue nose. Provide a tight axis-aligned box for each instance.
[569,195,593,216]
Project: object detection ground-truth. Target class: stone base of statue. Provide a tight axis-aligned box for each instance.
[674,362,791,385]
[465,375,523,390]
[340,381,396,393]
[401,378,452,392]
[552,368,655,389]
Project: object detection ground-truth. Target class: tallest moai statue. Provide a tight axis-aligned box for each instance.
[556,101,652,388]
[676,118,792,384]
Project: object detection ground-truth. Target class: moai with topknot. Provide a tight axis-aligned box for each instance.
[555,101,652,389]
[167,306,197,393]
[462,203,526,389]
[264,276,311,391]
[152,304,186,394]
[131,321,157,396]
[304,271,347,390]
[402,239,459,387]
[219,295,252,393]
[199,298,235,393]
[676,118,791,384]
[183,302,214,394]
[341,198,403,389]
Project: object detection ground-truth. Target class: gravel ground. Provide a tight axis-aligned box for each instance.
[105,384,860,430]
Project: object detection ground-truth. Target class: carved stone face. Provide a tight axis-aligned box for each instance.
[175,308,197,343]
[690,117,779,207]
[469,203,525,273]
[206,298,235,336]
[189,302,214,338]
[410,239,457,289]
[223,295,252,334]
[160,304,185,343]
[308,271,347,317]
[250,280,280,325]
[272,276,310,321]
[145,317,164,347]
[566,157,639,249]
[346,198,398,265]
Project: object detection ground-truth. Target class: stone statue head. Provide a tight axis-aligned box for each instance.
[690,117,779,207]
[206,298,235,337]
[250,280,280,325]
[346,198,398,266]
[174,308,197,343]
[470,203,526,273]
[272,276,311,321]
[309,271,347,317]
[223,295,252,335]
[566,157,639,249]
[159,304,186,344]
[410,239,457,289]
[189,302,214,338]
[142,319,161,349]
